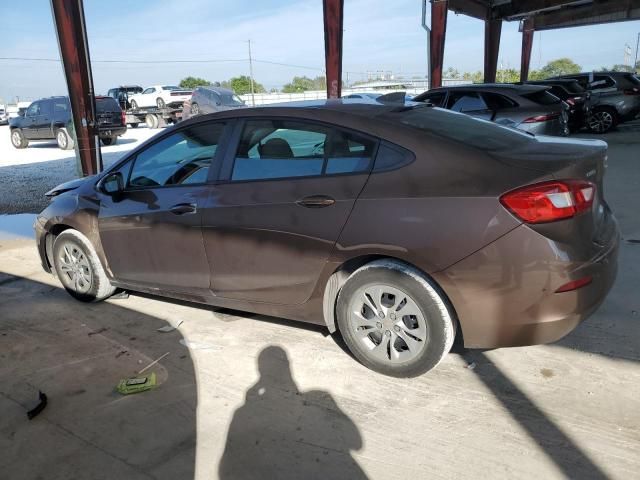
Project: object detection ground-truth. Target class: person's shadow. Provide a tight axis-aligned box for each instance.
[218,345,368,480]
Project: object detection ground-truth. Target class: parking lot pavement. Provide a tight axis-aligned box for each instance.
[0,123,639,479]
[0,124,159,214]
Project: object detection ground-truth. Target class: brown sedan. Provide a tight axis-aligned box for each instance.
[35,100,619,377]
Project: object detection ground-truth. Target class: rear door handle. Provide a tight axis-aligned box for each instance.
[169,203,197,215]
[296,195,335,208]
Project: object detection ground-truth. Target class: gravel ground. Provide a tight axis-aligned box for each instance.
[0,125,160,214]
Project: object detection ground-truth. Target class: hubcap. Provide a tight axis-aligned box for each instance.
[192,104,199,115]
[58,242,92,294]
[57,131,67,148]
[589,111,613,133]
[11,131,21,146]
[348,284,428,364]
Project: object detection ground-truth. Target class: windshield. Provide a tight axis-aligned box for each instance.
[389,105,533,151]
[221,93,245,106]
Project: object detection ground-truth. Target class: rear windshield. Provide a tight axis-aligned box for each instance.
[163,86,181,91]
[522,90,561,105]
[125,87,143,94]
[96,97,121,112]
[564,82,586,94]
[389,105,533,151]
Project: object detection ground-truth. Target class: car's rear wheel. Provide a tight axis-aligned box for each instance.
[191,103,200,115]
[156,97,166,109]
[129,123,138,128]
[56,128,74,150]
[52,230,116,302]
[336,260,455,377]
[130,100,138,110]
[145,113,159,129]
[101,136,117,146]
[10,129,28,149]
[587,107,617,133]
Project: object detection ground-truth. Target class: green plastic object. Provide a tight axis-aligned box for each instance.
[117,372,157,395]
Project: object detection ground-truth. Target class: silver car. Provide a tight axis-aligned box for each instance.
[0,107,8,125]
[183,86,246,120]
[552,72,640,133]
[413,84,569,136]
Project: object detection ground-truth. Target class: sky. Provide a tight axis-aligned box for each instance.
[1,0,639,103]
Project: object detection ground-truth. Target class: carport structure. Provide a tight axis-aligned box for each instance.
[51,0,640,177]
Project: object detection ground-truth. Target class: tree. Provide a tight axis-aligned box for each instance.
[444,67,461,79]
[538,58,581,79]
[222,75,265,95]
[282,76,326,93]
[179,76,212,89]
[596,63,639,73]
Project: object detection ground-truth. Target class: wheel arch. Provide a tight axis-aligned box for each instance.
[322,255,460,337]
[44,223,75,272]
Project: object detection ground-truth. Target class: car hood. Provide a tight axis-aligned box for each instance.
[45,176,94,198]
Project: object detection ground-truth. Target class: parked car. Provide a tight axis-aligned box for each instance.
[182,86,246,120]
[107,85,143,110]
[413,84,569,136]
[0,107,8,125]
[128,85,192,110]
[9,96,126,149]
[524,79,590,132]
[550,71,640,133]
[35,100,619,377]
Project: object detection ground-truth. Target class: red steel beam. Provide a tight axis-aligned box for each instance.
[50,0,101,176]
[323,0,344,99]
[484,17,502,83]
[430,0,449,89]
[520,18,534,81]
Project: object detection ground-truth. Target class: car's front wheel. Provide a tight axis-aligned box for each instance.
[336,260,456,377]
[52,230,116,302]
[10,129,28,149]
[130,100,139,110]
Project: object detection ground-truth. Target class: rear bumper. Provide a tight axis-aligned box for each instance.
[434,219,620,349]
[98,126,127,137]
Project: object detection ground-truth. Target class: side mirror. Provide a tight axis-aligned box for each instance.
[100,172,124,195]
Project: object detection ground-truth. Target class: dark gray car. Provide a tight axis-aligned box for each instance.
[551,72,640,133]
[414,84,569,136]
[183,86,246,119]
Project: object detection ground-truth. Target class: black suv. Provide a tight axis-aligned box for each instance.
[524,79,590,132]
[9,96,127,150]
[107,85,143,110]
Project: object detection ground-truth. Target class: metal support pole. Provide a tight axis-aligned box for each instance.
[50,0,101,176]
[421,0,431,88]
[635,32,639,73]
[430,0,448,89]
[247,40,256,107]
[322,0,344,99]
[484,17,502,83]
[520,18,535,82]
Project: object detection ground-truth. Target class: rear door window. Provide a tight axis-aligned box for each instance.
[522,90,561,105]
[231,119,376,181]
[482,93,518,110]
[39,100,53,116]
[592,75,616,89]
[419,91,447,107]
[53,99,69,114]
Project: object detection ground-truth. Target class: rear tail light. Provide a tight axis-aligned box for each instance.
[555,276,593,293]
[121,110,126,125]
[566,98,575,106]
[500,180,595,224]
[623,88,640,95]
[522,112,560,123]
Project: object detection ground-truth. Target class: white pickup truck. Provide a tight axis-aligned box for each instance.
[128,85,192,110]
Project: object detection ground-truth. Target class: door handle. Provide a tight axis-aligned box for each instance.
[169,203,197,215]
[296,195,335,208]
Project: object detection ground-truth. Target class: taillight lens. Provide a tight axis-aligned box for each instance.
[522,112,560,123]
[121,110,126,125]
[500,180,595,224]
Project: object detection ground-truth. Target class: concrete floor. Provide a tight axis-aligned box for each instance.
[1,123,639,479]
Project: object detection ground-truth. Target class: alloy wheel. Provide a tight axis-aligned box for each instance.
[588,111,613,133]
[57,242,92,294]
[57,130,67,149]
[348,284,428,363]
[191,103,199,115]
[11,130,22,147]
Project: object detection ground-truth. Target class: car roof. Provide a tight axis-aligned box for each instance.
[197,86,235,95]
[429,83,548,93]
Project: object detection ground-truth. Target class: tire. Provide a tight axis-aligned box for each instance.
[191,103,200,115]
[130,100,139,110]
[336,259,456,377]
[101,136,117,146]
[129,123,139,128]
[10,129,28,149]
[56,128,74,150]
[156,97,166,109]
[52,230,116,302]
[587,107,618,134]
[145,114,159,129]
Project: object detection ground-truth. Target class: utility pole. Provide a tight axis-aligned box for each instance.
[635,32,639,73]
[247,39,255,107]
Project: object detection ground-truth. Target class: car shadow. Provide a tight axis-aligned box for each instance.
[0,272,197,479]
[218,345,368,480]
